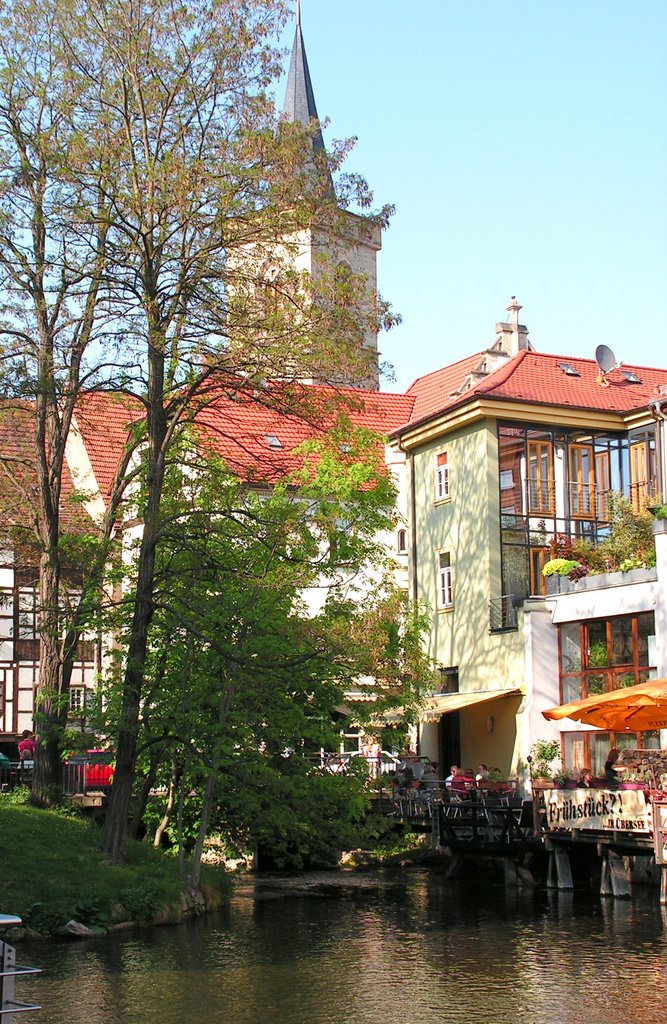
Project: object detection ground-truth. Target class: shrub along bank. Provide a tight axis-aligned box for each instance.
[0,795,231,938]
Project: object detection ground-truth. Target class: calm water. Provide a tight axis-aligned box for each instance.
[14,869,667,1024]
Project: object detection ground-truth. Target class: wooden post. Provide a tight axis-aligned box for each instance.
[661,866,667,905]
[545,839,573,890]
[598,845,632,899]
[503,857,519,887]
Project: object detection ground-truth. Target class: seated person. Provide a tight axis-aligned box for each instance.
[476,763,489,784]
[604,747,631,785]
[449,768,470,795]
[577,768,594,788]
[17,730,35,762]
[444,765,459,787]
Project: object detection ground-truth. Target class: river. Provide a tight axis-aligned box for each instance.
[14,868,667,1024]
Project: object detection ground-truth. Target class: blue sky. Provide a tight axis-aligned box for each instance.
[277,1,667,393]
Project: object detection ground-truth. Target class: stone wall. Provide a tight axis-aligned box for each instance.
[617,748,667,785]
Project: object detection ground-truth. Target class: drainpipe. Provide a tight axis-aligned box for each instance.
[395,434,420,754]
[395,436,418,605]
[648,395,667,501]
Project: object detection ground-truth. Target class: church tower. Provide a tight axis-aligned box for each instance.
[278,2,382,389]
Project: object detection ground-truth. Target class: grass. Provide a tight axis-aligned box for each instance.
[0,793,231,936]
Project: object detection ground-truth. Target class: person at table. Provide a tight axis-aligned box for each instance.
[604,748,630,785]
[17,730,35,761]
[577,768,594,788]
[449,768,470,795]
[445,765,459,787]
[476,763,489,784]
[421,761,439,787]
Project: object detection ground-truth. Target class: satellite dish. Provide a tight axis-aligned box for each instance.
[595,344,618,374]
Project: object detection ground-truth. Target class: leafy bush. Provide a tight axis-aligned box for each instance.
[23,900,72,936]
[542,558,579,577]
[118,885,161,923]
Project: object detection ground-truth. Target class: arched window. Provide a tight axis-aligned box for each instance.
[397,528,407,554]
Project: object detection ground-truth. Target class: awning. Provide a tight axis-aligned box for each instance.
[419,688,522,724]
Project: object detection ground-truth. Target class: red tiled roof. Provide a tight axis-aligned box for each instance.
[73,392,142,502]
[194,383,414,483]
[0,403,93,532]
[72,383,415,493]
[400,350,667,430]
[405,352,489,423]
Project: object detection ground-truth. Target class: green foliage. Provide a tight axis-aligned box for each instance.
[542,558,579,577]
[117,886,161,924]
[97,433,430,871]
[0,801,229,935]
[22,900,74,937]
[528,738,560,780]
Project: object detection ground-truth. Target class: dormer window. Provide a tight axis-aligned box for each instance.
[264,434,282,449]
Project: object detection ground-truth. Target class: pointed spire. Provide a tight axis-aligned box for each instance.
[282,3,325,153]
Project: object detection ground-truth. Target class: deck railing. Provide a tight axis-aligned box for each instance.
[489,595,519,632]
[0,916,40,1021]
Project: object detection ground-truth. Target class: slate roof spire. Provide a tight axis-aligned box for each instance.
[282,1,326,154]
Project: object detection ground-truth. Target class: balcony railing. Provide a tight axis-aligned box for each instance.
[489,595,520,632]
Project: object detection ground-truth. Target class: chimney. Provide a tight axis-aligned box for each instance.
[495,296,530,356]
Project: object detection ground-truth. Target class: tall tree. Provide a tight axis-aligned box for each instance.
[98,429,427,885]
[0,0,393,823]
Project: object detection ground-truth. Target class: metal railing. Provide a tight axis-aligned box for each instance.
[0,916,40,1021]
[489,595,520,632]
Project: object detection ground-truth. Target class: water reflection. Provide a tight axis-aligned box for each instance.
[17,870,667,1024]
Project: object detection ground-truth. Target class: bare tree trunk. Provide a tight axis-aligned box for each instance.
[188,766,218,894]
[32,552,63,805]
[127,767,157,840]
[99,333,167,859]
[153,758,182,848]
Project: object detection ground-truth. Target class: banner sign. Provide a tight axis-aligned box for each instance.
[544,788,650,833]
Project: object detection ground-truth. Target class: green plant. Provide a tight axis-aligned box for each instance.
[528,739,560,780]
[118,885,161,924]
[651,504,667,520]
[553,768,572,787]
[22,900,72,937]
[542,558,579,577]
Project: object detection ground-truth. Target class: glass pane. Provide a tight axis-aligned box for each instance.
[616,733,637,751]
[590,733,611,776]
[587,621,608,667]
[614,672,637,689]
[562,676,582,703]
[563,733,586,772]
[611,618,634,666]
[640,730,661,750]
[586,674,607,696]
[560,624,581,674]
[637,612,655,666]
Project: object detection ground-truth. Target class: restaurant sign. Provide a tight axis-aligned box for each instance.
[544,788,650,833]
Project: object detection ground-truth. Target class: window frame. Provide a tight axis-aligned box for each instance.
[437,551,453,610]
[434,450,450,503]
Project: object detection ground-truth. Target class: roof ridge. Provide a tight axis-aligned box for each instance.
[473,349,530,395]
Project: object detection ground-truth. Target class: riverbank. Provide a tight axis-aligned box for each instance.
[0,800,231,939]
